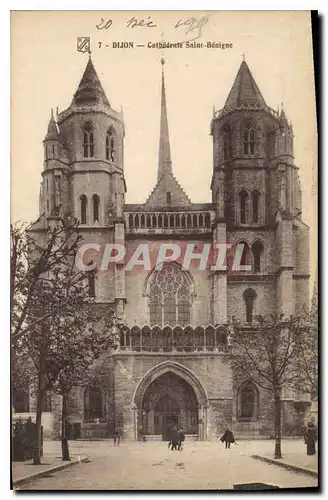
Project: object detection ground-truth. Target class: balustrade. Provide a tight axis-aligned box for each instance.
[119,325,229,353]
[126,211,213,232]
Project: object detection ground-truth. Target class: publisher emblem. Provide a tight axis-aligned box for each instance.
[77,37,91,53]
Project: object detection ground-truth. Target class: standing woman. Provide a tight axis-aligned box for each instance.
[305,417,318,456]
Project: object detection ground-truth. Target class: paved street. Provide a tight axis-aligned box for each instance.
[17,440,318,491]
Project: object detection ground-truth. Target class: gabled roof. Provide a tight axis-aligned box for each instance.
[145,171,192,208]
[224,60,267,109]
[71,56,110,108]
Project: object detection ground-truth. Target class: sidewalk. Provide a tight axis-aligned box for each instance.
[12,441,88,488]
[252,452,318,477]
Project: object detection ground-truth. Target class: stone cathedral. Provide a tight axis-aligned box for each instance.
[24,55,311,440]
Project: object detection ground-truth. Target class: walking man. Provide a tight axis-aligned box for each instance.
[220,428,235,449]
[169,426,179,451]
[113,428,120,446]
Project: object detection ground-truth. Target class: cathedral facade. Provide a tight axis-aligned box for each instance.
[28,56,310,440]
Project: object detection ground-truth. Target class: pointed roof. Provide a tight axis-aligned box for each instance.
[157,58,172,182]
[71,56,110,108]
[45,109,59,140]
[224,60,267,110]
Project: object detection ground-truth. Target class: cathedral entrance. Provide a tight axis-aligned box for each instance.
[141,371,198,440]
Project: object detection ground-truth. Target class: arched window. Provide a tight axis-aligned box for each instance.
[238,240,251,269]
[106,127,116,161]
[80,195,87,224]
[222,125,232,160]
[252,190,261,223]
[148,264,193,327]
[166,192,172,204]
[238,381,258,420]
[83,122,94,158]
[84,387,103,421]
[243,127,255,156]
[252,241,264,273]
[52,144,55,157]
[243,288,257,323]
[239,190,248,224]
[92,194,100,223]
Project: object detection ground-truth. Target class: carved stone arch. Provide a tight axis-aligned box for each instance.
[132,360,208,408]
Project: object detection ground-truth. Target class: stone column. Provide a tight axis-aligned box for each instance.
[212,223,227,324]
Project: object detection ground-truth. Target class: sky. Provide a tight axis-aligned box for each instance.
[11,11,317,291]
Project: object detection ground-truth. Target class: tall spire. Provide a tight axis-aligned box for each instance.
[158,58,172,182]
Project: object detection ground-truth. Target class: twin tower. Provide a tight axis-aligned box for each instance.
[36,54,309,325]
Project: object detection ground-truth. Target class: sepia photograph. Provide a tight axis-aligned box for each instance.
[10,10,318,491]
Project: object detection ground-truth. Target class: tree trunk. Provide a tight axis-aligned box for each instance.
[274,387,282,459]
[33,370,45,465]
[61,393,70,461]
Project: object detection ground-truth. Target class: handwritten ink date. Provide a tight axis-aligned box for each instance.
[96,18,113,30]
[126,16,156,28]
[175,16,209,40]
[96,16,156,30]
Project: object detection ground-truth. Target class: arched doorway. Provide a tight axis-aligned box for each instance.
[133,361,208,440]
[142,372,198,440]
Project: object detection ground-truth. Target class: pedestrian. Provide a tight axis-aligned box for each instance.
[220,428,235,449]
[305,417,317,456]
[178,429,185,451]
[169,426,179,451]
[113,428,120,446]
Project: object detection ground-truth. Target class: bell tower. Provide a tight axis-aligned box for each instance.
[45,55,127,319]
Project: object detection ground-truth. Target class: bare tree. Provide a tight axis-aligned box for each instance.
[49,309,117,461]
[294,305,318,399]
[11,218,83,345]
[229,314,305,459]
[11,217,110,464]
